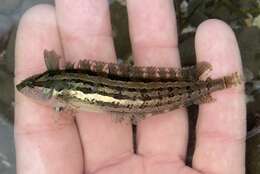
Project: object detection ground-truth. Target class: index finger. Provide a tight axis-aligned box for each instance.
[55,0,133,172]
[15,5,83,173]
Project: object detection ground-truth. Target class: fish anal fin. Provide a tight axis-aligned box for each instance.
[110,112,147,125]
[131,114,147,125]
[194,95,215,105]
[110,112,132,124]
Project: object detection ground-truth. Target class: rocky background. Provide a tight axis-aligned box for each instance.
[0,0,260,173]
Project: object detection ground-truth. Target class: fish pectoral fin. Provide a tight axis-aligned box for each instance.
[44,49,61,70]
[53,104,78,116]
[54,106,65,112]
[51,107,76,125]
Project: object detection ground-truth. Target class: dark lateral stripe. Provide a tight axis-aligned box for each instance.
[37,71,202,90]
[35,78,198,101]
[36,75,208,96]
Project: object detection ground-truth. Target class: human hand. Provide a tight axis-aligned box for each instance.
[15,0,246,174]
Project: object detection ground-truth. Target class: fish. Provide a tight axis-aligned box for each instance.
[16,50,242,123]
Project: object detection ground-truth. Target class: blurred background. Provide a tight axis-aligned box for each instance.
[0,0,260,173]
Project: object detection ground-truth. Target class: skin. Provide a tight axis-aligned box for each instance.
[14,0,246,174]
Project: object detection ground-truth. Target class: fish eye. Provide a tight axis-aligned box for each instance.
[25,80,34,87]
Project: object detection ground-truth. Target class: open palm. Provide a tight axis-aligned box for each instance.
[15,0,246,174]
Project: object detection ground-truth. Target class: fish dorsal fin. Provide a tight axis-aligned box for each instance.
[64,62,75,70]
[78,59,91,69]
[44,50,61,70]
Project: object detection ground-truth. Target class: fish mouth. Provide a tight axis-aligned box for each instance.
[16,73,43,91]
[16,81,26,91]
[16,79,34,92]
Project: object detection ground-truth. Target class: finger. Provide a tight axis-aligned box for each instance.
[55,0,133,172]
[55,0,116,62]
[193,19,246,174]
[15,5,83,173]
[127,0,189,166]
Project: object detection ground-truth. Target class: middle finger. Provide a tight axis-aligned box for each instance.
[127,0,189,165]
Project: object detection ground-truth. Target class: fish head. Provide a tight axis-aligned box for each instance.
[16,74,54,102]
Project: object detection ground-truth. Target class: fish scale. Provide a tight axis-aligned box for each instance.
[16,50,242,123]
